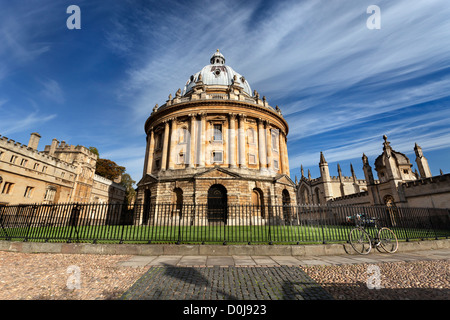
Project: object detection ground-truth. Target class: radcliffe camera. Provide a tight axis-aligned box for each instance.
[0,0,449,307]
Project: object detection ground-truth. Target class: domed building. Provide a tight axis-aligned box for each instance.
[136,50,296,220]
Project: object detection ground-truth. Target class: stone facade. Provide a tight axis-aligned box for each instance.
[297,152,372,205]
[137,51,296,212]
[91,174,126,204]
[0,133,125,205]
[297,135,450,209]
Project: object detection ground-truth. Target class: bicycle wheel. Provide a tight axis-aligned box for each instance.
[349,227,372,254]
[378,227,398,253]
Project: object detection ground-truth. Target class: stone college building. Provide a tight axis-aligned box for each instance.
[0,133,125,206]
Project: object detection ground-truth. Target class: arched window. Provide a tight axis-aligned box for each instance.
[299,185,310,205]
[179,127,187,144]
[251,188,265,217]
[314,188,321,204]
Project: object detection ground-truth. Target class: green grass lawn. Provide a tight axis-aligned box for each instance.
[1,223,447,245]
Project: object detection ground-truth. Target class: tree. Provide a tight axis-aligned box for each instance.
[95,158,125,181]
[88,146,99,158]
[120,173,136,205]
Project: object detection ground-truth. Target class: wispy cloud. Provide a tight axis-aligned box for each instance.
[2,0,450,182]
[39,78,65,104]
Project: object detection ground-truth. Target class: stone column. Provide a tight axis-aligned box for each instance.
[266,123,273,172]
[145,128,155,175]
[189,114,196,168]
[257,118,267,171]
[142,132,150,176]
[161,120,170,171]
[229,113,237,168]
[282,132,290,175]
[279,131,284,174]
[199,113,206,167]
[168,117,177,170]
[238,114,246,168]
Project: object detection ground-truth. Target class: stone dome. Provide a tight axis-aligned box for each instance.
[182,50,252,96]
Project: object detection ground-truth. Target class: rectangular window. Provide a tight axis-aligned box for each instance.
[24,186,34,198]
[33,163,40,170]
[155,133,162,150]
[1,182,14,195]
[42,166,47,173]
[10,155,17,164]
[20,158,28,166]
[271,130,279,151]
[248,128,255,145]
[155,158,161,170]
[212,151,223,163]
[213,124,222,141]
[274,159,279,170]
[177,152,185,164]
[44,187,56,202]
[248,153,257,165]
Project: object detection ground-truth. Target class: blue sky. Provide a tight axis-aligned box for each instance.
[1,0,450,184]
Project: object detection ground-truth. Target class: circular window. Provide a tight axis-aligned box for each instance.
[215,70,220,76]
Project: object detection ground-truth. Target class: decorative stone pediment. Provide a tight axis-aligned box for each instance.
[273,174,295,186]
[137,174,158,186]
[194,167,241,179]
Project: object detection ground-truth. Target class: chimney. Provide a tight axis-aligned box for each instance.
[28,132,41,150]
[49,138,59,156]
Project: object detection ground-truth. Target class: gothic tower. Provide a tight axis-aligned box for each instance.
[319,152,333,201]
[414,143,432,178]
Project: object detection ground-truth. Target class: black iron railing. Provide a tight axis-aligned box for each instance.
[0,202,449,244]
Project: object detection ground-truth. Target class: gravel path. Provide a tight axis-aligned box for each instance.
[0,251,448,300]
[0,251,148,300]
[302,260,449,300]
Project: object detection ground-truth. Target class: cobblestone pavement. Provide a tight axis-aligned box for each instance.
[120,266,333,300]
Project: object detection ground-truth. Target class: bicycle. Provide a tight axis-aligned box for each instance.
[348,214,398,255]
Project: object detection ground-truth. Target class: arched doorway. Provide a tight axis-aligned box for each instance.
[143,189,151,224]
[251,188,265,218]
[173,188,183,217]
[282,189,292,221]
[207,184,227,224]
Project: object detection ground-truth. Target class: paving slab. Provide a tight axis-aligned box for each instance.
[206,256,235,266]
[177,255,207,266]
[118,256,157,267]
[251,256,279,265]
[270,256,303,266]
[297,258,330,266]
[232,255,256,266]
[348,256,380,264]
[147,255,182,266]
[315,256,358,265]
